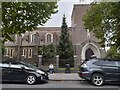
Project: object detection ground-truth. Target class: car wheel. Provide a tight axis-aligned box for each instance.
[26,74,36,85]
[91,74,104,86]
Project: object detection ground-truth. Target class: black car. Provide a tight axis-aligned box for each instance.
[78,58,120,86]
[0,60,49,85]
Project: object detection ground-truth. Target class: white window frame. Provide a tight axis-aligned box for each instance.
[9,48,15,58]
[28,48,32,58]
[45,33,53,43]
[22,48,27,58]
[31,33,36,43]
[5,48,8,57]
[32,34,36,43]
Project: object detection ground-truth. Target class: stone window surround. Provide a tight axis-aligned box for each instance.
[81,43,101,61]
[31,34,36,43]
[45,33,53,43]
[31,33,36,43]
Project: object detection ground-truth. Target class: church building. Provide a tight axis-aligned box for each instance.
[4,4,106,65]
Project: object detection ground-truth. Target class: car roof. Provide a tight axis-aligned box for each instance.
[90,58,120,62]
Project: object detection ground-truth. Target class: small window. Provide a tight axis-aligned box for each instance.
[5,48,8,56]
[47,34,52,43]
[9,49,14,58]
[22,48,27,58]
[32,34,36,43]
[28,48,32,58]
[45,33,53,43]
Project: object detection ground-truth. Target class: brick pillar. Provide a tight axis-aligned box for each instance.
[56,55,59,72]
[38,55,42,68]
[74,55,77,72]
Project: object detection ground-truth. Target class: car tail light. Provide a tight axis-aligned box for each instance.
[80,73,86,76]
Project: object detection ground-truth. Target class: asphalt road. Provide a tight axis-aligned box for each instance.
[1,80,120,89]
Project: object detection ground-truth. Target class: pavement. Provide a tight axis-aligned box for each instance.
[48,73,84,81]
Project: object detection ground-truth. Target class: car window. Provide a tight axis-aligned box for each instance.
[94,60,116,67]
[117,61,120,67]
[19,62,37,69]
[10,62,32,69]
[93,61,99,66]
[93,60,105,66]
[103,61,116,66]
[0,63,9,68]
[10,64,23,69]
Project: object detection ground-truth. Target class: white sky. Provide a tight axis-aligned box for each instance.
[42,0,93,27]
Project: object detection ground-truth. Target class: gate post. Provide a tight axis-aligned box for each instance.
[74,55,77,72]
[56,55,59,73]
[38,55,42,68]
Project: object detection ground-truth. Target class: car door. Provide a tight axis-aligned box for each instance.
[0,62,11,81]
[9,62,28,82]
[100,60,119,81]
[116,61,120,81]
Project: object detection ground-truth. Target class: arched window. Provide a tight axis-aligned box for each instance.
[47,34,52,43]
[45,33,53,43]
[32,34,36,43]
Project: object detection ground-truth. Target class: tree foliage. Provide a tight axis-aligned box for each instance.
[2,2,58,41]
[38,44,56,59]
[83,2,120,49]
[106,46,120,59]
[57,15,74,59]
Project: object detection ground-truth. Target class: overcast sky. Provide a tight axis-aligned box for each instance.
[42,0,93,27]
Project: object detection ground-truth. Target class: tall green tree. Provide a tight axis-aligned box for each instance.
[2,2,58,42]
[57,15,74,59]
[83,2,120,55]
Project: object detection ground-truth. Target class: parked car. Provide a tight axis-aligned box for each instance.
[78,58,120,86]
[0,59,49,85]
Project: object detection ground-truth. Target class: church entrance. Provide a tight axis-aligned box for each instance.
[85,48,94,60]
[81,42,101,61]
